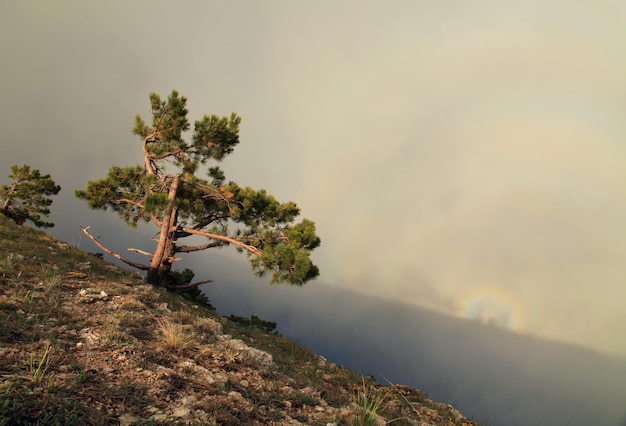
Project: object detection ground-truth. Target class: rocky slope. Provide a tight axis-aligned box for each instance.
[0,215,479,425]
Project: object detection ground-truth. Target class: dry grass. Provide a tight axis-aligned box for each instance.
[155,315,196,351]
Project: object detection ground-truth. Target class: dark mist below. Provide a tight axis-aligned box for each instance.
[202,273,626,426]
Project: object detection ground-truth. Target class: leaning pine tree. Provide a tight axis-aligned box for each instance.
[0,164,61,228]
[76,90,320,289]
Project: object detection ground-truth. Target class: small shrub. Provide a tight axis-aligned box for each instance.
[292,392,320,407]
[227,314,278,334]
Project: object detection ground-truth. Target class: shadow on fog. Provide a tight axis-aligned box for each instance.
[203,275,626,426]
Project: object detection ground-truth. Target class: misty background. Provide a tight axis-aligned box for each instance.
[2,2,626,425]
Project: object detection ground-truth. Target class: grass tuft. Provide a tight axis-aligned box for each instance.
[155,316,196,351]
[351,378,392,426]
[27,345,54,385]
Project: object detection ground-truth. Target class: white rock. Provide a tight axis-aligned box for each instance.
[172,407,190,419]
[118,413,139,425]
[223,338,273,367]
[150,414,168,422]
[182,395,197,404]
[228,391,242,400]
[145,405,160,414]
[213,372,228,383]
[77,261,91,270]
[104,265,120,273]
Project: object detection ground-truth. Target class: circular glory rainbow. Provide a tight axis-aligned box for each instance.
[454,284,528,333]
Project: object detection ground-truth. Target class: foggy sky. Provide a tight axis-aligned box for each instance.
[2,0,626,361]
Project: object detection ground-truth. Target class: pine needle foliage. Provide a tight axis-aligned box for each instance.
[0,164,61,228]
[76,90,320,289]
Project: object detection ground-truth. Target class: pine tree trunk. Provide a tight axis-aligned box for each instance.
[147,175,180,285]
[146,219,174,285]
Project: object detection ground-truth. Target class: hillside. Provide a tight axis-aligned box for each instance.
[0,215,479,425]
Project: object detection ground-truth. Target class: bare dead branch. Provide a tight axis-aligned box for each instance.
[176,241,225,253]
[180,226,262,256]
[167,279,214,290]
[127,246,181,261]
[128,248,154,257]
[80,226,149,270]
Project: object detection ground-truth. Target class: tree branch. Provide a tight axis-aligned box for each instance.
[1,196,11,211]
[180,226,262,256]
[151,215,163,227]
[176,241,225,253]
[152,148,185,161]
[167,279,214,290]
[128,248,154,257]
[195,182,235,206]
[192,213,227,230]
[129,246,182,263]
[114,198,144,209]
[80,226,149,270]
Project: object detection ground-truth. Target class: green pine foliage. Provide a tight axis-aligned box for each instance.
[76,90,320,289]
[227,314,278,334]
[0,164,61,228]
